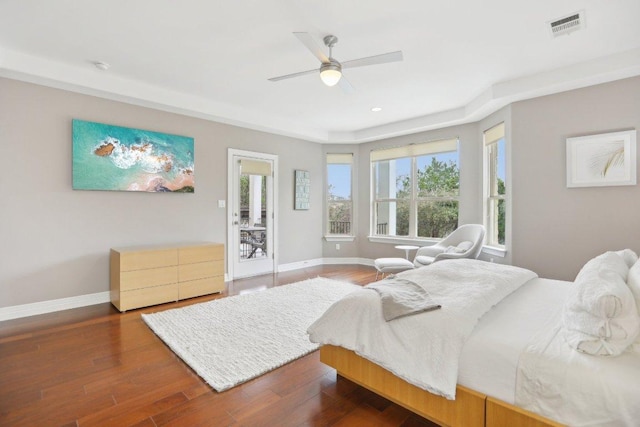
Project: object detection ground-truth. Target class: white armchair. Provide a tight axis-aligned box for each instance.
[413,224,485,267]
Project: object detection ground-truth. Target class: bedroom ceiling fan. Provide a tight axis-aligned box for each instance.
[268,32,403,92]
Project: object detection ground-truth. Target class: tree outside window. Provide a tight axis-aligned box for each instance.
[372,139,459,239]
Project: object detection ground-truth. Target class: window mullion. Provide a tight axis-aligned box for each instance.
[409,156,417,237]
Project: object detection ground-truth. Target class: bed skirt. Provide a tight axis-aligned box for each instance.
[319,345,563,427]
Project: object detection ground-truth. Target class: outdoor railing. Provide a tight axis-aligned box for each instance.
[329,221,351,234]
[326,221,388,235]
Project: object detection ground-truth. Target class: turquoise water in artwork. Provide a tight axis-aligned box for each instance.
[72,120,195,192]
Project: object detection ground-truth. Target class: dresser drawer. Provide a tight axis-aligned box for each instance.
[120,249,178,271]
[179,277,224,299]
[119,283,179,311]
[178,244,223,265]
[120,266,178,291]
[178,260,223,282]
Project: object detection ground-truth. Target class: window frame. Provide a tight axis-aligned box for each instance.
[483,123,506,250]
[370,139,460,241]
[325,153,355,241]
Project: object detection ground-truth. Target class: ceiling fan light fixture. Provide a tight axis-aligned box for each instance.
[320,62,342,86]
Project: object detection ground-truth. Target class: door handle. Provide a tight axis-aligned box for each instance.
[233,221,239,225]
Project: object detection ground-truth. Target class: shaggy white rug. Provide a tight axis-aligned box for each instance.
[142,277,359,392]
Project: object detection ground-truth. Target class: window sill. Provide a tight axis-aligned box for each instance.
[368,236,508,258]
[482,245,507,258]
[324,235,356,242]
[367,236,439,246]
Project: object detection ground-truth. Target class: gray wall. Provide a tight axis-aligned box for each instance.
[511,76,640,281]
[2,74,639,308]
[0,78,323,308]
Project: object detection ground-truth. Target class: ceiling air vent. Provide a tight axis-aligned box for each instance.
[548,10,585,37]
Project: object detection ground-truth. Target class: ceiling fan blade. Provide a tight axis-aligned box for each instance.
[341,51,403,69]
[293,32,330,63]
[338,75,355,94]
[268,68,318,82]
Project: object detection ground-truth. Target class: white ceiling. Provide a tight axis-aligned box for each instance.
[1,0,639,143]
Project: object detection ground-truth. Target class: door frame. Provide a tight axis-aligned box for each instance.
[227,148,278,280]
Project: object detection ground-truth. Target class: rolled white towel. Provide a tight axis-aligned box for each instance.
[562,252,640,356]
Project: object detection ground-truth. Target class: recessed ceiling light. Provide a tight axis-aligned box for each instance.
[371,107,382,112]
[93,61,110,71]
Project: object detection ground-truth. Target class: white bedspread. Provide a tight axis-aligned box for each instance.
[308,259,537,399]
[516,310,640,426]
[458,277,570,404]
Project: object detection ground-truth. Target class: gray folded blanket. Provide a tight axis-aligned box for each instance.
[366,275,441,321]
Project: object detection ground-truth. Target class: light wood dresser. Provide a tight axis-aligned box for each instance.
[110,242,224,312]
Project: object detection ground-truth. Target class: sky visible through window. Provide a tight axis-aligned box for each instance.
[328,164,351,199]
[497,139,506,182]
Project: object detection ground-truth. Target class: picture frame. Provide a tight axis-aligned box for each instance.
[566,130,637,188]
[294,170,310,210]
[72,119,195,193]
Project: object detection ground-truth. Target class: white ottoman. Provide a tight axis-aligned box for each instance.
[374,257,415,279]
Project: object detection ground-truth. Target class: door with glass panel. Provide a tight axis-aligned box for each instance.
[228,150,276,279]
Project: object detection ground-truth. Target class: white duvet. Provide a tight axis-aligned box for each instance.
[307,259,537,399]
[516,313,640,427]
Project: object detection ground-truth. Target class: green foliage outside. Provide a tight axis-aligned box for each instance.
[497,179,505,245]
[394,158,460,238]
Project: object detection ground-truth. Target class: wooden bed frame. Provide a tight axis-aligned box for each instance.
[320,345,564,427]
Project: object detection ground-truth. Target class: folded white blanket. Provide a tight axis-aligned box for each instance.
[365,276,441,321]
[562,252,640,356]
[308,259,537,399]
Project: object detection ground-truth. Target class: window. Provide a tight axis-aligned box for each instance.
[371,139,459,239]
[483,123,506,247]
[326,153,353,236]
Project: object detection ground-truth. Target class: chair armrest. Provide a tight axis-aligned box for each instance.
[433,251,471,262]
[415,245,446,258]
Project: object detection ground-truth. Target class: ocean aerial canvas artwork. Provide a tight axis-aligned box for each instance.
[72,120,195,192]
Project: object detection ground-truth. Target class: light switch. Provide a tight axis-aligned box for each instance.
[218,200,226,208]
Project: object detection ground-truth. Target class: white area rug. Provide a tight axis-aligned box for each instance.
[142,277,359,392]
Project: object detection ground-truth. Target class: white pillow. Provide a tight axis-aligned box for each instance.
[627,260,640,316]
[444,245,465,254]
[575,251,629,283]
[615,249,639,268]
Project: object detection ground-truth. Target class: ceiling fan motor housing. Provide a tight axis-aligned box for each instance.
[320,60,341,73]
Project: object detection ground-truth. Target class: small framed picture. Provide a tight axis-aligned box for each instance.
[294,170,310,210]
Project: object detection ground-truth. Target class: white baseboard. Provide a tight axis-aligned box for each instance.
[277,257,374,272]
[0,258,375,322]
[322,257,375,266]
[0,291,111,322]
[277,258,325,272]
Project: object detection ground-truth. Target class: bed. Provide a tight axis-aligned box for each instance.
[308,255,640,427]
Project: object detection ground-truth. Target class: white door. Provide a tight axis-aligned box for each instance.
[227,149,277,279]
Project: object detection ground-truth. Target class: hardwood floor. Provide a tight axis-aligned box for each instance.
[0,265,439,427]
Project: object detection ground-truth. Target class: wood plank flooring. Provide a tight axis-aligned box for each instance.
[0,265,439,427]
